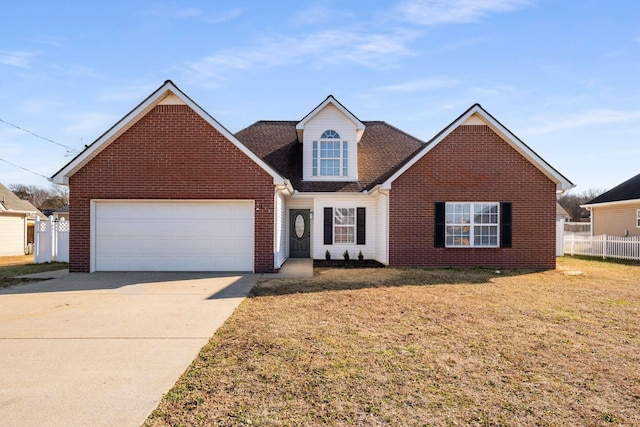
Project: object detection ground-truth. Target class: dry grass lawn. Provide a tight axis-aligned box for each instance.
[0,260,68,288]
[146,257,640,426]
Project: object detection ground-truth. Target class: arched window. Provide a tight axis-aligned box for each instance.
[320,129,340,139]
[313,130,348,177]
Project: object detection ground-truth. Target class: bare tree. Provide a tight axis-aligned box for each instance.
[557,188,606,221]
[9,184,69,211]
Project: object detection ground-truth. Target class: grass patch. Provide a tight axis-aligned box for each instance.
[0,262,68,288]
[145,257,640,426]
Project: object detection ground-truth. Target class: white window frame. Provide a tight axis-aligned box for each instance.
[445,202,500,248]
[312,130,348,177]
[637,209,640,228]
[334,208,355,244]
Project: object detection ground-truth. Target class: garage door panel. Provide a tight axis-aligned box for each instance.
[94,201,254,271]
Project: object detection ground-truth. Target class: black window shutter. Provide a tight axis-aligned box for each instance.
[501,202,512,248]
[324,207,333,245]
[434,202,445,248]
[357,207,366,245]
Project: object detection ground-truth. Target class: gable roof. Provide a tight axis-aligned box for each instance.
[381,104,575,192]
[295,95,365,143]
[583,172,640,206]
[51,80,286,186]
[236,120,424,192]
[0,183,43,217]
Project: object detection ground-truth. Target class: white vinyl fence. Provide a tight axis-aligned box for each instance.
[564,234,640,261]
[34,216,69,263]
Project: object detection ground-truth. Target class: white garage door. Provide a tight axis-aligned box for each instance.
[0,215,26,256]
[94,201,254,271]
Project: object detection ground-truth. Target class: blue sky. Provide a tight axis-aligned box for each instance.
[1,0,639,193]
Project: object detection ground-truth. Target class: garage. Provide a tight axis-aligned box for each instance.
[93,201,254,271]
[0,215,26,256]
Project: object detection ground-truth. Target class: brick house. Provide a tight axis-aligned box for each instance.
[52,81,573,272]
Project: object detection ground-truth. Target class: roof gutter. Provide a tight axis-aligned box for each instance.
[581,198,640,209]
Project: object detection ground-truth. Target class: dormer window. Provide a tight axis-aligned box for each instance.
[312,130,348,177]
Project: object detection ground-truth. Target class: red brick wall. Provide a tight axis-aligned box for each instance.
[69,104,275,272]
[389,125,557,270]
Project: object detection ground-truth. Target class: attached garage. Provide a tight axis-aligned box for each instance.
[93,200,254,272]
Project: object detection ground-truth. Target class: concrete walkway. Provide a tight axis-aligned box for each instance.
[0,271,258,427]
[261,258,314,279]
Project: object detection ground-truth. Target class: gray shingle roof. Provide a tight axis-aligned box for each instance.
[235,121,424,192]
[0,183,42,215]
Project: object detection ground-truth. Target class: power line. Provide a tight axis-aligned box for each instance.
[0,117,79,153]
[0,156,51,180]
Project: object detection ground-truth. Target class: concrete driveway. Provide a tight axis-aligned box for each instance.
[0,271,258,426]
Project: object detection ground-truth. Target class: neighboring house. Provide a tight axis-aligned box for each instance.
[0,182,44,256]
[583,172,640,237]
[556,202,570,222]
[51,81,573,273]
[53,205,70,221]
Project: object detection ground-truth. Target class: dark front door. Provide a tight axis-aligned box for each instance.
[289,209,310,258]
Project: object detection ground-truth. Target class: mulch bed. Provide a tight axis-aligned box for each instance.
[313,259,385,268]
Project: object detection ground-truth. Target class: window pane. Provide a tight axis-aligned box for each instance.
[335,226,355,243]
[312,141,318,176]
[342,141,348,176]
[446,225,470,246]
[321,129,340,139]
[473,225,498,247]
[320,159,340,176]
[474,203,498,224]
[446,203,470,224]
[334,208,355,225]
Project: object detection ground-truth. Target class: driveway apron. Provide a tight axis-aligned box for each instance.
[0,272,258,426]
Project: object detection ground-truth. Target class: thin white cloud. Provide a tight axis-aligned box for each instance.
[290,5,332,25]
[181,29,417,85]
[147,5,243,24]
[30,35,66,47]
[521,109,640,135]
[379,77,459,92]
[0,50,39,68]
[62,112,119,141]
[203,8,243,24]
[398,0,532,25]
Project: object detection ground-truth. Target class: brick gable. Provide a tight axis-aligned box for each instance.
[389,125,556,269]
[69,104,275,272]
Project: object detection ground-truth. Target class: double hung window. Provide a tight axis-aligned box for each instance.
[445,202,499,247]
[334,208,355,243]
[312,130,348,177]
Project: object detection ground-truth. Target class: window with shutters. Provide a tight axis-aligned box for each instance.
[637,209,640,228]
[324,207,365,245]
[334,208,355,243]
[445,202,499,247]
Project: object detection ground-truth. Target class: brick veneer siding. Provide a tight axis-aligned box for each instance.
[389,125,557,269]
[69,104,275,273]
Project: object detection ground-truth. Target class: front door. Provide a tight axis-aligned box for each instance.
[289,209,310,258]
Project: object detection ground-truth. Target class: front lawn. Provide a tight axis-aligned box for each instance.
[146,257,640,426]
[0,262,69,288]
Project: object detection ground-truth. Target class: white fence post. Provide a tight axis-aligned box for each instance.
[556,219,565,256]
[603,234,607,259]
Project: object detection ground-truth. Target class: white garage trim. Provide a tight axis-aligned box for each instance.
[91,200,254,272]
